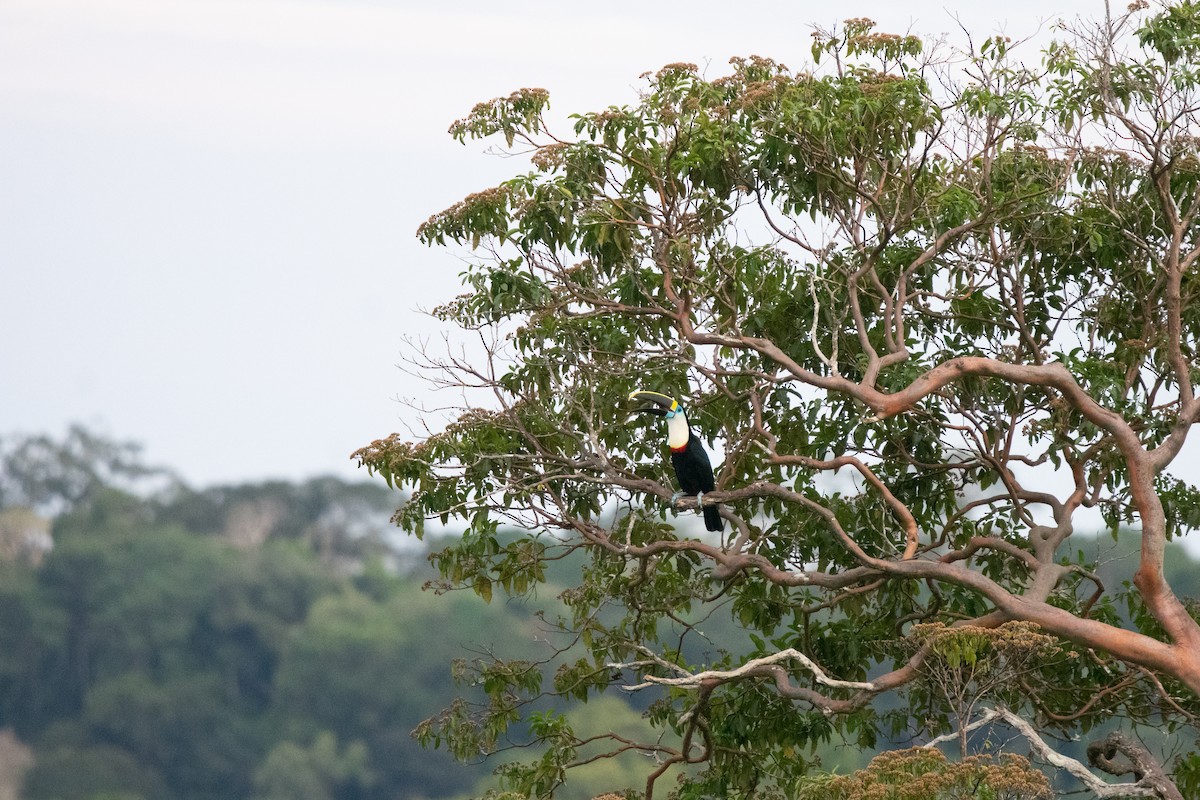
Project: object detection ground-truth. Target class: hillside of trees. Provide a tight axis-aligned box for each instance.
[0,427,662,800]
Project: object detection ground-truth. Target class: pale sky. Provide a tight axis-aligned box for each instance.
[0,0,1107,486]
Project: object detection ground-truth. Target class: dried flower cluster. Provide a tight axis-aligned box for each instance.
[911,621,1060,658]
[530,142,570,171]
[655,62,699,79]
[803,748,1052,800]
[417,185,509,241]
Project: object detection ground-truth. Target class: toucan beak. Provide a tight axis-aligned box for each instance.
[627,390,678,419]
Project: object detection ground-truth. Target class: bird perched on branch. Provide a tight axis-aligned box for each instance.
[628,390,723,532]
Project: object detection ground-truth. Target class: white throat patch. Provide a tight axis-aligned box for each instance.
[666,412,690,449]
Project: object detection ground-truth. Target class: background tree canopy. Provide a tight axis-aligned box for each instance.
[0,428,591,800]
[357,4,1200,798]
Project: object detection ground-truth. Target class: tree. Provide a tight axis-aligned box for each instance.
[358,4,1200,798]
[23,742,168,800]
[250,732,373,800]
[0,425,171,515]
[272,579,532,799]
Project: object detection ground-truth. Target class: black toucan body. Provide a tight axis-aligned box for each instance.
[628,390,723,532]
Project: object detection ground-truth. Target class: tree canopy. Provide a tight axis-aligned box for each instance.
[0,427,530,800]
[358,3,1200,798]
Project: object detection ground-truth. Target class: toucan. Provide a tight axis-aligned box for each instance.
[628,390,723,532]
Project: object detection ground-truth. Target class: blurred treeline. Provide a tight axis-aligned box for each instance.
[0,427,658,800]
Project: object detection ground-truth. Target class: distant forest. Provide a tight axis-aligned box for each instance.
[0,426,654,800]
[1,427,1197,800]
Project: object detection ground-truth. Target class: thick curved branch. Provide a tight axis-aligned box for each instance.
[940,537,1041,572]
[766,452,920,559]
[748,388,919,559]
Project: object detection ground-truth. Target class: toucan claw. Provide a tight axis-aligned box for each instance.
[695,491,705,511]
[670,491,685,505]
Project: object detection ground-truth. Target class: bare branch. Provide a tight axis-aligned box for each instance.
[611,647,876,693]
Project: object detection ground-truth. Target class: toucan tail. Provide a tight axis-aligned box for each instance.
[703,505,723,532]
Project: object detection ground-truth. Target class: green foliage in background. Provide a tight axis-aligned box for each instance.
[0,428,615,800]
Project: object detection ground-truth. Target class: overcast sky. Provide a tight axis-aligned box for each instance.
[0,0,1107,487]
